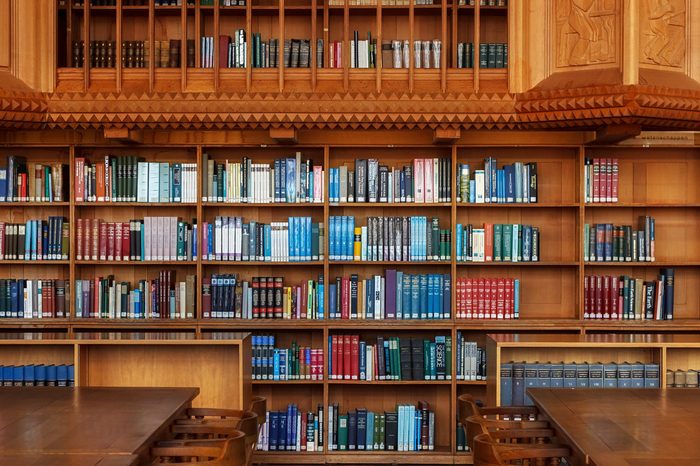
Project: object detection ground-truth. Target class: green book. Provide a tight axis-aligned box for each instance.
[177,221,185,260]
[430,342,437,380]
[502,224,512,262]
[445,336,452,380]
[423,340,430,381]
[373,411,380,449]
[583,223,590,261]
[393,338,401,381]
[338,414,349,450]
[494,224,502,261]
[379,413,385,450]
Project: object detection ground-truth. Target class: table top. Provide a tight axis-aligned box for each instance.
[0,453,138,466]
[0,387,198,459]
[528,388,700,466]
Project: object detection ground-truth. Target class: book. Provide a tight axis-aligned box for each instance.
[456,332,486,381]
[0,279,69,319]
[455,277,519,320]
[457,159,537,204]
[257,404,323,452]
[0,218,69,261]
[584,217,656,262]
[456,223,539,263]
[0,157,68,203]
[0,364,75,386]
[252,336,324,381]
[583,271,673,320]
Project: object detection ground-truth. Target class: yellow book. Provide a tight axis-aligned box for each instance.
[354,227,362,260]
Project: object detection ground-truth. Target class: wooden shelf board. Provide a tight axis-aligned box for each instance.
[75,260,196,265]
[457,261,578,266]
[252,379,324,385]
[330,202,452,208]
[254,452,326,465]
[74,202,197,207]
[329,261,451,265]
[456,202,579,208]
[0,260,70,265]
[455,319,582,329]
[0,202,70,206]
[202,261,324,266]
[200,320,326,329]
[585,203,700,208]
[327,379,452,385]
[456,380,487,386]
[325,449,454,464]
[203,202,324,208]
[584,262,695,267]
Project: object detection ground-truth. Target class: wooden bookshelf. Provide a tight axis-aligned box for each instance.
[55,0,503,94]
[2,136,700,464]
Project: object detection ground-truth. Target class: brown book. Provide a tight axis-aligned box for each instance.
[154,40,162,68]
[107,41,115,67]
[219,35,231,68]
[98,221,107,260]
[169,39,181,67]
[160,40,169,68]
[187,39,195,67]
[55,280,66,318]
[381,40,392,69]
[61,222,69,259]
[143,40,150,68]
[674,370,687,388]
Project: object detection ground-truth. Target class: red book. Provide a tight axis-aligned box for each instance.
[341,277,350,320]
[496,278,505,319]
[331,335,339,379]
[465,278,473,319]
[76,218,83,260]
[75,158,85,202]
[115,222,122,261]
[122,222,130,261]
[484,224,494,261]
[611,158,619,202]
[219,35,231,69]
[300,412,307,451]
[351,335,359,380]
[201,277,211,319]
[583,275,590,319]
[595,275,603,319]
[593,158,601,202]
[610,275,619,319]
[606,158,613,202]
[455,279,462,318]
[602,275,610,319]
[91,219,99,261]
[343,335,352,380]
[98,221,107,260]
[107,222,115,261]
[319,349,325,380]
[490,279,497,319]
[476,278,485,319]
[504,279,513,319]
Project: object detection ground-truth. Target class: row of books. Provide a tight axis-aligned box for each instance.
[456,223,540,262]
[478,43,508,69]
[456,42,474,69]
[257,405,324,452]
[201,275,324,320]
[456,160,538,203]
[349,32,377,69]
[221,31,247,68]
[1,365,74,386]
[328,335,451,381]
[583,217,656,262]
[328,0,434,4]
[667,370,700,388]
[252,336,324,380]
[584,158,619,203]
[284,39,314,68]
[75,157,198,203]
[329,158,452,204]
[0,157,68,202]
[122,41,147,68]
[74,272,196,319]
[0,279,69,319]
[154,40,188,68]
[382,40,441,69]
[202,153,324,203]
[0,219,70,261]
[456,333,486,381]
[75,218,197,262]
[327,402,435,451]
[500,362,661,406]
[330,216,450,262]
[455,278,520,320]
[251,35,279,68]
[202,217,323,262]
[86,41,115,68]
[328,271,451,320]
[583,270,675,320]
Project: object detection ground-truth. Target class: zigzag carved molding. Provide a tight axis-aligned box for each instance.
[0,87,48,129]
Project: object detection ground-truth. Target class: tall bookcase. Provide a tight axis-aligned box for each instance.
[55,0,508,94]
[3,133,700,464]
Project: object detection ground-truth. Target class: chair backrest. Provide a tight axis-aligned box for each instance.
[171,422,240,440]
[151,433,247,466]
[473,433,506,466]
[458,393,482,421]
[236,410,259,465]
[249,396,267,426]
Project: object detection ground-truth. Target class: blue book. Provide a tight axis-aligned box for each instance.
[366,278,374,319]
[469,179,476,203]
[576,363,589,387]
[505,165,515,202]
[34,365,46,386]
[522,225,532,261]
[631,363,645,388]
[290,404,297,451]
[0,169,7,202]
[550,363,564,388]
[347,216,355,261]
[2,366,12,386]
[419,274,428,319]
[172,163,182,202]
[537,364,551,387]
[274,159,281,202]
[328,217,336,260]
[359,341,367,379]
[340,216,347,260]
[282,404,291,451]
[514,279,520,319]
[589,363,604,388]
[563,363,576,388]
[512,363,525,405]
[264,224,272,261]
[644,363,660,388]
[67,365,75,386]
[456,224,463,261]
[23,365,35,386]
[286,158,296,202]
[317,278,324,319]
[523,363,538,405]
[305,217,312,260]
[443,275,451,318]
[500,363,513,406]
[426,275,435,319]
[395,271,403,319]
[46,365,57,386]
[269,411,279,450]
[604,363,618,388]
[490,158,498,202]
[273,349,280,380]
[329,283,337,319]
[13,366,22,386]
[356,409,367,450]
[410,275,420,319]
[366,412,375,450]
[401,273,411,319]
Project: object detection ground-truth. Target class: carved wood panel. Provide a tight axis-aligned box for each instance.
[640,0,686,70]
[554,0,620,69]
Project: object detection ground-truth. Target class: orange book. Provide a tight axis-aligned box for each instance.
[95,163,106,202]
[484,223,493,261]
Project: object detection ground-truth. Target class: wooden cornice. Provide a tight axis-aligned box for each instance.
[0,72,47,129]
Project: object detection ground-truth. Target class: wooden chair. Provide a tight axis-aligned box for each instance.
[465,415,554,452]
[151,433,246,465]
[473,431,570,466]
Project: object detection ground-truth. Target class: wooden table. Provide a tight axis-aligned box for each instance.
[528,388,700,466]
[0,387,199,465]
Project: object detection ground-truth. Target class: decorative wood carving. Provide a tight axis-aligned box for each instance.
[555,0,619,68]
[640,0,686,69]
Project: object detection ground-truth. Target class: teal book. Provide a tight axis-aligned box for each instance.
[550,363,564,388]
[604,363,618,388]
[337,414,348,451]
[502,224,512,261]
[523,363,538,405]
[576,363,589,388]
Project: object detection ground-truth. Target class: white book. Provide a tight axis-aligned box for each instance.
[135,162,148,202]
[511,224,519,262]
[170,217,177,260]
[433,158,439,202]
[475,170,485,203]
[156,216,164,261]
[24,281,33,319]
[228,216,236,260]
[414,159,424,203]
[424,158,434,203]
[222,217,230,261]
[180,282,186,319]
[147,162,159,203]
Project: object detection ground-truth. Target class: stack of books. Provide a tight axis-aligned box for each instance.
[329,158,452,203]
[284,39,312,68]
[202,153,324,203]
[201,274,324,320]
[0,218,69,260]
[202,216,323,262]
[0,156,68,202]
[327,402,435,451]
[122,41,146,68]
[456,159,538,203]
[584,158,619,203]
[328,335,451,381]
[155,40,187,68]
[257,405,324,452]
[89,41,116,68]
[584,217,656,262]
[478,43,508,69]
[349,31,377,69]
[456,223,540,262]
[329,216,450,262]
[252,336,324,380]
[75,217,197,261]
[584,269,674,320]
[667,370,700,388]
[500,362,660,406]
[0,279,69,319]
[456,42,474,68]
[455,277,520,319]
[0,365,75,386]
[328,271,451,320]
[251,34,279,68]
[74,271,196,319]
[456,332,486,381]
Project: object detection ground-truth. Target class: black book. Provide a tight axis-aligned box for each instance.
[435,338,446,380]
[662,268,674,320]
[347,411,357,450]
[378,165,389,202]
[528,162,537,202]
[350,274,358,319]
[487,43,496,68]
[411,337,425,380]
[644,281,655,320]
[355,159,367,202]
[479,43,488,68]
[399,338,412,380]
[347,170,355,202]
[356,408,367,450]
[384,411,398,450]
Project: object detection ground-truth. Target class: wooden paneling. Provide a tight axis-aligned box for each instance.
[0,0,10,71]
